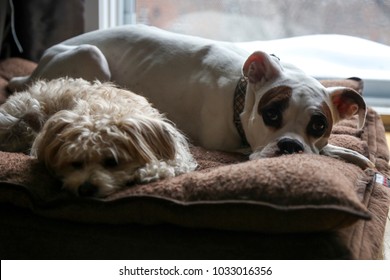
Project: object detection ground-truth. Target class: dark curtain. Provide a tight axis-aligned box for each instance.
[0,0,85,62]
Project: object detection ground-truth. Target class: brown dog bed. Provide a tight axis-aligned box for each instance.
[0,58,389,259]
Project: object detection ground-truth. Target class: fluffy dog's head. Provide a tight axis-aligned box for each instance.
[240,51,367,159]
[31,107,195,197]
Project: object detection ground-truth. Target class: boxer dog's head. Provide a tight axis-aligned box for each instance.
[241,51,366,160]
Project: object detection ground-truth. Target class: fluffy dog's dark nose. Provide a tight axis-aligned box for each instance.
[78,182,98,197]
[277,138,304,154]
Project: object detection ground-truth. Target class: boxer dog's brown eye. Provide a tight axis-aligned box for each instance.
[258,87,290,129]
[262,106,282,128]
[307,114,328,137]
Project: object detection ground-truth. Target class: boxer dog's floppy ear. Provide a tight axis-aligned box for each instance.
[328,87,367,129]
[242,51,281,83]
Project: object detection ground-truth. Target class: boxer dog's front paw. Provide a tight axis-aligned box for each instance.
[321,144,375,169]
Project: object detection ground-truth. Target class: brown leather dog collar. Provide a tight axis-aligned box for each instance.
[233,76,249,147]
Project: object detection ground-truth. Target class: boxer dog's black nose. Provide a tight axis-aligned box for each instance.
[277,138,304,154]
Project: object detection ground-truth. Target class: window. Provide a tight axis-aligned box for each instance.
[91,0,390,115]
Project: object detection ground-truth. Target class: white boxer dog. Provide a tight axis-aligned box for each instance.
[8,24,372,168]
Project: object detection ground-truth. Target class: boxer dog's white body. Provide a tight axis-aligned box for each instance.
[10,25,246,151]
[8,24,372,167]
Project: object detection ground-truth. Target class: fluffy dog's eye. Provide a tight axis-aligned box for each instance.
[307,114,328,137]
[103,158,118,168]
[71,161,84,169]
[261,106,282,128]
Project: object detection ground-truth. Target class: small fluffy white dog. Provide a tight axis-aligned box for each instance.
[0,78,197,197]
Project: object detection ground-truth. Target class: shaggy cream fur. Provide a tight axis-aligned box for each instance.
[0,78,197,197]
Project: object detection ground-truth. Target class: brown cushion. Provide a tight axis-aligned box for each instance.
[0,151,371,233]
